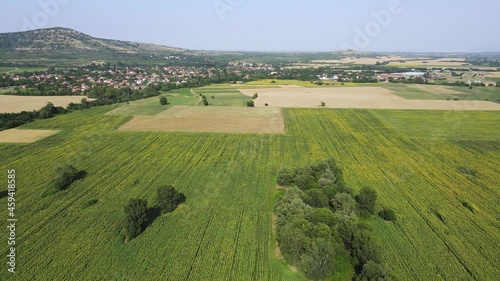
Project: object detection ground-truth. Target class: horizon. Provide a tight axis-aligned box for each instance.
[1,0,500,53]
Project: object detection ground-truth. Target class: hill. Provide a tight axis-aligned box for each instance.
[0,27,197,66]
[0,27,185,54]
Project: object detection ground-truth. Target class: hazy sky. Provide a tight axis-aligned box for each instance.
[1,0,499,52]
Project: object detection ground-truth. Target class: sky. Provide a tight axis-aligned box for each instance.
[0,0,499,52]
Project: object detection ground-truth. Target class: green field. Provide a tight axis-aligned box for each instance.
[372,110,500,140]
[0,67,48,74]
[0,103,499,280]
[106,89,199,116]
[383,83,500,102]
[192,88,250,106]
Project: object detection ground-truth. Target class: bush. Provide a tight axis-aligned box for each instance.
[246,100,255,107]
[321,101,326,107]
[124,199,148,240]
[356,187,377,216]
[378,209,397,222]
[159,96,168,105]
[54,165,79,191]
[156,185,184,214]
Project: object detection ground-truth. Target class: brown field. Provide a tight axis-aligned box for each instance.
[0,95,90,113]
[239,86,500,110]
[118,106,285,134]
[311,56,471,67]
[0,129,60,143]
[406,84,466,95]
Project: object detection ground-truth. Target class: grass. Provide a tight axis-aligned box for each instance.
[0,66,48,74]
[382,84,444,100]
[0,106,498,280]
[447,86,500,102]
[0,87,15,94]
[192,88,249,106]
[106,88,198,116]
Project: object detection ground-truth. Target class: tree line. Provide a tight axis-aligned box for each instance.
[0,102,69,131]
[275,159,395,280]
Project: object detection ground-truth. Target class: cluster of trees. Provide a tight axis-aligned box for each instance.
[67,85,161,110]
[275,159,393,280]
[0,102,68,131]
[123,186,185,241]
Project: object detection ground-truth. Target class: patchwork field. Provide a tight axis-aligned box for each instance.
[118,106,286,134]
[239,86,500,110]
[0,95,90,113]
[106,89,198,116]
[0,105,498,280]
[0,129,60,143]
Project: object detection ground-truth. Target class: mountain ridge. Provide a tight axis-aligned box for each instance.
[0,27,187,55]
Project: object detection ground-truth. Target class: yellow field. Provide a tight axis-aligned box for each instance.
[0,95,91,113]
[118,106,285,134]
[0,129,60,143]
[239,86,500,110]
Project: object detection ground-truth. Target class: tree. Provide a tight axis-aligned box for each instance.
[246,100,255,107]
[356,260,392,281]
[303,189,329,208]
[331,193,357,216]
[496,81,500,87]
[202,95,209,106]
[253,93,258,99]
[300,238,337,280]
[378,209,397,222]
[352,228,380,265]
[159,96,168,105]
[156,185,183,214]
[124,199,148,240]
[321,101,326,107]
[54,164,79,191]
[307,208,336,227]
[277,167,295,186]
[39,102,55,119]
[356,187,377,216]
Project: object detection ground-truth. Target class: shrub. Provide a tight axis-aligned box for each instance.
[378,209,397,222]
[156,185,184,214]
[356,187,377,216]
[159,96,168,105]
[124,199,148,240]
[321,102,326,107]
[457,166,477,177]
[54,165,79,191]
[246,100,255,107]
